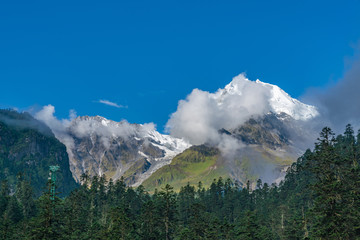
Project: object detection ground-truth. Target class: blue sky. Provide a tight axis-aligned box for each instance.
[1,1,359,132]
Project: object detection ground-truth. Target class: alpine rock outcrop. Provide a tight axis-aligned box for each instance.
[143,76,319,190]
[38,75,319,189]
[62,116,190,186]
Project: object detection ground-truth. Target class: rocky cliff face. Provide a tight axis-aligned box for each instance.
[0,109,77,196]
[61,116,190,186]
[143,112,300,191]
[223,112,301,186]
[33,76,319,190]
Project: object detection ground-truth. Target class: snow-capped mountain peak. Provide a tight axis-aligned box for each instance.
[214,74,318,121]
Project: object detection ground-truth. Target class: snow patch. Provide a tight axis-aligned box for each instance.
[216,75,319,121]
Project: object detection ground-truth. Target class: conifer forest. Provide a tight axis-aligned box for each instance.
[1,125,360,239]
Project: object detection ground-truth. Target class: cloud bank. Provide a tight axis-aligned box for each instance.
[34,105,156,150]
[166,74,282,145]
[302,53,360,133]
[69,116,156,149]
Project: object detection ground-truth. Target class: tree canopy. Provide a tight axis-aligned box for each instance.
[1,125,360,239]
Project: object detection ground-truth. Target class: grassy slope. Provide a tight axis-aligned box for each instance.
[142,145,229,192]
[142,144,296,192]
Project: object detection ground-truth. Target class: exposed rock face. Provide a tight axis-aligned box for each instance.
[143,113,302,191]
[222,112,303,186]
[230,113,295,148]
[0,109,77,197]
[33,76,319,190]
[62,116,190,186]
[56,113,309,190]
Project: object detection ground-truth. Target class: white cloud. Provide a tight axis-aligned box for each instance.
[98,99,126,108]
[34,105,75,158]
[69,117,138,139]
[166,74,272,145]
[34,105,154,152]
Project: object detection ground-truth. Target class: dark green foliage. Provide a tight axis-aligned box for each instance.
[0,109,78,197]
[29,183,63,240]
[1,124,360,239]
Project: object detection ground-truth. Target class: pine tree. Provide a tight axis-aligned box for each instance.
[235,210,261,240]
[16,177,36,220]
[337,125,360,238]
[187,202,208,239]
[177,182,195,225]
[62,188,91,239]
[30,180,63,240]
[139,200,160,240]
[0,181,11,240]
[107,206,134,240]
[0,180,10,217]
[158,184,177,240]
[309,127,346,239]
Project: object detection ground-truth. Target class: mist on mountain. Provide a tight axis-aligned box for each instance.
[166,73,319,156]
[302,53,360,133]
[0,109,54,136]
[33,75,321,186]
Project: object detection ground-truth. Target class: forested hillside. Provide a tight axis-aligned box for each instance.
[1,125,360,239]
[0,109,77,197]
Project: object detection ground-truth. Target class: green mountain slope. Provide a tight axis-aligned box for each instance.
[142,114,298,192]
[142,145,229,191]
[0,109,78,197]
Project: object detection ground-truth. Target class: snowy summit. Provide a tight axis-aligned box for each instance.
[214,74,319,121]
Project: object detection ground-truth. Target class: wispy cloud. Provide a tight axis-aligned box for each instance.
[97,99,127,108]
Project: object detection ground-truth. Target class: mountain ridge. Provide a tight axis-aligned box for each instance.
[33,76,319,189]
[60,115,191,185]
[143,113,298,191]
[213,75,319,121]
